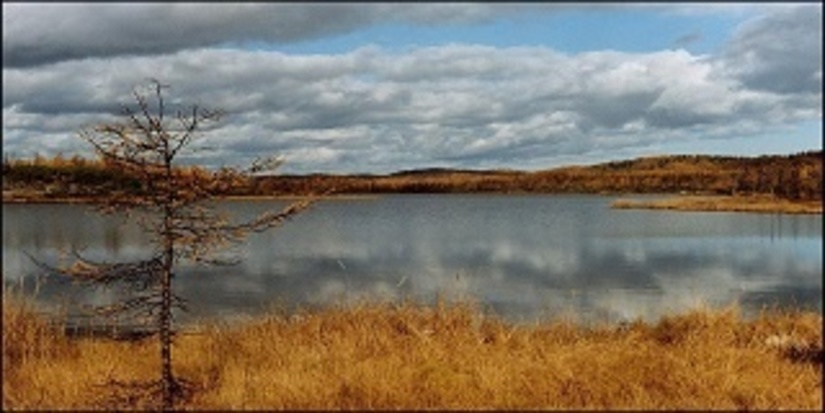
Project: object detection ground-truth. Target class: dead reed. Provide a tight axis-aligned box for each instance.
[3,294,822,410]
[612,195,823,214]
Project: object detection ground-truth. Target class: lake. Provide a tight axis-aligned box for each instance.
[3,195,822,325]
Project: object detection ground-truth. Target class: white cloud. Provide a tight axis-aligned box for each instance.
[2,4,821,173]
[719,4,822,94]
[2,3,548,68]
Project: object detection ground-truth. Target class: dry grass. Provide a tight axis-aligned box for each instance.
[612,195,823,214]
[3,294,822,410]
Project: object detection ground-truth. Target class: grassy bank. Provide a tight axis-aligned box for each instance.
[3,295,822,410]
[612,195,823,214]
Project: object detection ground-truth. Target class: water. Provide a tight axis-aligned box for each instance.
[3,195,822,324]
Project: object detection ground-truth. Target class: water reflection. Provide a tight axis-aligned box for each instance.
[3,196,822,324]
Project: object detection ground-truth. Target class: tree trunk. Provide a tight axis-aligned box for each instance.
[160,144,175,410]
[160,250,174,410]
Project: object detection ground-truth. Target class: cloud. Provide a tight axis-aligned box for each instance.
[2,5,821,173]
[2,4,358,67]
[3,41,819,172]
[2,3,543,68]
[673,31,702,48]
[719,4,823,95]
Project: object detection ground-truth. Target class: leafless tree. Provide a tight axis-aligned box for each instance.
[38,79,314,410]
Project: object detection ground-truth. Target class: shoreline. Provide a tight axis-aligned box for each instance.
[219,194,381,202]
[5,192,822,215]
[611,195,822,215]
[1,192,381,204]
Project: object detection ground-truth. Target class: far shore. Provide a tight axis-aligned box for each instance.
[1,191,380,205]
[219,194,381,202]
[611,194,822,215]
[4,190,823,215]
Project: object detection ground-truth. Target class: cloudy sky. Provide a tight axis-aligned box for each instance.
[2,3,822,174]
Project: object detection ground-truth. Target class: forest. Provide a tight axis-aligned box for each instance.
[3,150,822,201]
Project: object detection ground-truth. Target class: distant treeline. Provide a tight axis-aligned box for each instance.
[252,151,823,200]
[3,150,822,201]
[2,154,141,197]
[1,153,241,200]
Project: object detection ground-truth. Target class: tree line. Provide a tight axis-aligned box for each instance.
[4,150,822,201]
[251,151,823,201]
[2,153,250,199]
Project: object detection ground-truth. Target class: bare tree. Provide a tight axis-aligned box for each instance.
[39,79,314,410]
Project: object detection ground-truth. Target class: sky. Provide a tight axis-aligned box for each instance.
[2,3,822,174]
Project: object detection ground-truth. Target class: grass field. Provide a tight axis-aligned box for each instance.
[3,293,822,410]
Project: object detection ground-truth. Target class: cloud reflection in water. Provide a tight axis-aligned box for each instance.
[3,196,821,324]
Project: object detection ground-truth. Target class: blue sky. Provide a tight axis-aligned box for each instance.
[270,6,743,56]
[2,3,822,173]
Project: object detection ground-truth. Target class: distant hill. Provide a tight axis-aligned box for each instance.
[253,150,822,200]
[389,167,521,177]
[4,150,822,201]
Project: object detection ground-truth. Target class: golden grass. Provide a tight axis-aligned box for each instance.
[612,195,823,214]
[3,295,822,410]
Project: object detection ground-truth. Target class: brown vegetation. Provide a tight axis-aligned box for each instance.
[612,194,823,214]
[252,151,823,201]
[4,294,822,410]
[5,151,821,202]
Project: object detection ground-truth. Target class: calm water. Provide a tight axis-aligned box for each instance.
[3,195,822,324]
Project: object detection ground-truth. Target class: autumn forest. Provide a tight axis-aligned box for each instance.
[3,150,822,202]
